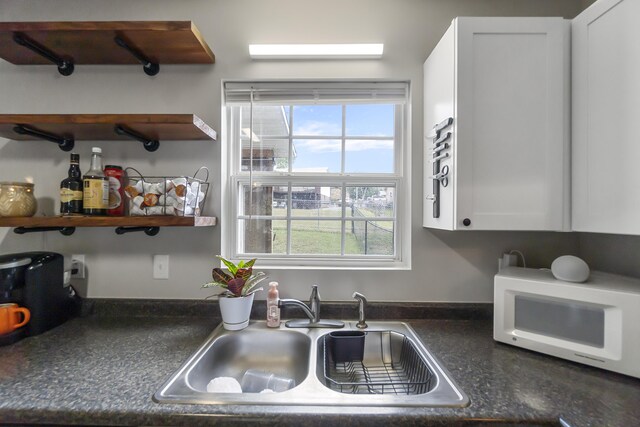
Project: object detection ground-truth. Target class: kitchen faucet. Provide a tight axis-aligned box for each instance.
[278,285,345,328]
[352,292,368,329]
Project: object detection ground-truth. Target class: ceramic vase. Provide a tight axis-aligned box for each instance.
[218,293,254,331]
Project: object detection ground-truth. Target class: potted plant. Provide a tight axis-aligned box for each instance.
[202,256,266,331]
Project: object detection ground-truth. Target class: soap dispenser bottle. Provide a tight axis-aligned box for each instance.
[266,281,280,328]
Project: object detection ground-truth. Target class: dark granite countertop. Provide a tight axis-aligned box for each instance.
[0,303,638,426]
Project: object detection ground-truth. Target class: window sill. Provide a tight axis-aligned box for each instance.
[226,257,411,271]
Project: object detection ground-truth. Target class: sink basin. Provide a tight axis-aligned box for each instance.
[317,330,436,395]
[186,330,310,393]
[154,321,469,407]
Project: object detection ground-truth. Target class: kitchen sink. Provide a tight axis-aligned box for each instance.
[154,321,469,407]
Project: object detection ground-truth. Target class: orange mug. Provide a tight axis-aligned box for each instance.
[0,303,30,335]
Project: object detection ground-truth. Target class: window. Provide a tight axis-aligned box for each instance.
[222,81,410,269]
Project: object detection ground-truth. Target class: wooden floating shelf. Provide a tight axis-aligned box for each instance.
[0,216,217,228]
[0,215,217,236]
[0,114,217,150]
[0,21,215,66]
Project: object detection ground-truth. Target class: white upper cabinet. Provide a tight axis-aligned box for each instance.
[572,0,640,235]
[423,18,571,231]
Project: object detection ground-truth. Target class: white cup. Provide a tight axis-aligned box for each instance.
[240,369,295,393]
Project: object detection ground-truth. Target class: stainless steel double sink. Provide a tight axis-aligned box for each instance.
[154,321,469,407]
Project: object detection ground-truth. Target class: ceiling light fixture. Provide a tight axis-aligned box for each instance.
[249,44,384,59]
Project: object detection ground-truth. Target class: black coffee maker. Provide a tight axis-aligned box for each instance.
[0,252,81,346]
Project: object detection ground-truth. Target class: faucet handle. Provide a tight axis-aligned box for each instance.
[309,284,319,302]
[309,285,321,323]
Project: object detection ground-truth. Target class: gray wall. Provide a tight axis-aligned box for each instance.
[0,0,594,302]
[578,233,640,279]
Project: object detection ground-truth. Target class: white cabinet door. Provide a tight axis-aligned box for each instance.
[423,18,570,231]
[572,0,640,235]
[423,24,455,230]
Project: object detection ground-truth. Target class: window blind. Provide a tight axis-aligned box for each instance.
[224,81,409,105]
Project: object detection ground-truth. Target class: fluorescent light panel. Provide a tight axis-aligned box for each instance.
[249,43,384,59]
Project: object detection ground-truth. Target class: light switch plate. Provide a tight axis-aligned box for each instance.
[153,255,170,279]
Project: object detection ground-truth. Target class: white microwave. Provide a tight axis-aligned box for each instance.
[494,267,640,378]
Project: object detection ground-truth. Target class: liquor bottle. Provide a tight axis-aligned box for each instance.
[82,147,109,216]
[60,153,83,215]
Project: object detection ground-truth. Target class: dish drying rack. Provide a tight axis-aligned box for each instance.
[323,330,435,395]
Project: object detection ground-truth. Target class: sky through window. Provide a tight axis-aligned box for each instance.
[289,104,395,173]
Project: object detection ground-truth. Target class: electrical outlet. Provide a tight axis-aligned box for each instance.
[505,253,518,267]
[153,255,170,279]
[498,253,519,271]
[502,253,518,269]
[71,254,85,279]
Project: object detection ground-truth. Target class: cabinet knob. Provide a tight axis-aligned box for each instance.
[462,218,471,227]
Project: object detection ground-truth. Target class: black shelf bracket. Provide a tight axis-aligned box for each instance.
[114,125,159,152]
[115,226,160,236]
[13,125,75,151]
[114,36,160,76]
[14,226,76,236]
[12,33,74,76]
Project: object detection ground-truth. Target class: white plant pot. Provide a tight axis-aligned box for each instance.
[218,293,255,331]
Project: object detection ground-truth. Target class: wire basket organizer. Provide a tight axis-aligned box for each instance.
[124,166,209,217]
[323,330,435,395]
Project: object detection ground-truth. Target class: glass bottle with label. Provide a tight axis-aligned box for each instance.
[266,281,280,327]
[82,147,109,216]
[105,165,125,216]
[60,153,83,215]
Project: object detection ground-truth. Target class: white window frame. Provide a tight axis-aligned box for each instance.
[221,80,411,270]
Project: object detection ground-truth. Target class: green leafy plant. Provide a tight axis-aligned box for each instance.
[202,256,266,298]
